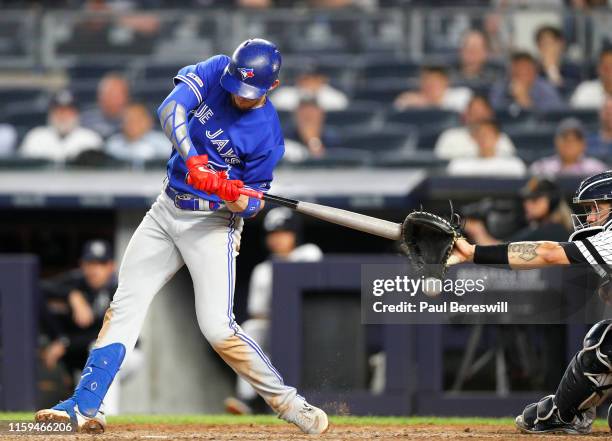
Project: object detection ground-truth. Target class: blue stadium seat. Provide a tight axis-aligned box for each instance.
[131,81,171,108]
[67,63,125,81]
[385,108,459,130]
[334,127,414,152]
[0,88,45,104]
[352,78,417,104]
[360,58,421,81]
[325,105,381,130]
[507,128,557,163]
[536,109,599,129]
[141,64,181,80]
[494,108,535,130]
[5,109,47,128]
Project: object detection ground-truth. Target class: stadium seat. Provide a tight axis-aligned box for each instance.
[325,105,381,130]
[373,150,450,168]
[335,126,415,153]
[536,109,599,129]
[360,58,421,81]
[385,108,459,130]
[131,81,171,108]
[352,78,418,104]
[494,108,535,130]
[5,109,48,128]
[141,64,181,81]
[416,128,444,150]
[507,128,557,163]
[0,88,45,104]
[67,63,126,81]
[0,157,53,170]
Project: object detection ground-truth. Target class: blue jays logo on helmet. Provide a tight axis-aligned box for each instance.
[238,68,255,80]
[220,38,282,99]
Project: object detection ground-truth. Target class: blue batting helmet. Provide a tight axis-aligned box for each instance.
[220,38,282,99]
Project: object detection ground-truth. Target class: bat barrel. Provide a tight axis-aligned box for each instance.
[296,201,402,241]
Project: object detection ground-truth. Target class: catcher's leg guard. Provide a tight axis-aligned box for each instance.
[516,320,612,434]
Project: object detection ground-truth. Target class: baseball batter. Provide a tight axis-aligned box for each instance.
[449,170,612,435]
[35,38,328,435]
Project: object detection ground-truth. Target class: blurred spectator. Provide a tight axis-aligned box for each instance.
[534,25,581,94]
[0,124,17,157]
[283,98,338,161]
[571,48,612,109]
[224,207,322,415]
[394,65,472,112]
[530,117,607,176]
[106,103,170,164]
[464,177,572,245]
[446,120,526,176]
[490,52,564,111]
[81,73,130,138]
[435,94,516,159]
[271,66,348,111]
[20,90,102,162]
[452,30,499,83]
[587,96,612,158]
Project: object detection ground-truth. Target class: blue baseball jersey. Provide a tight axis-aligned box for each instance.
[166,54,285,202]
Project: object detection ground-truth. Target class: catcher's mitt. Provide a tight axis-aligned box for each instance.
[400,210,462,279]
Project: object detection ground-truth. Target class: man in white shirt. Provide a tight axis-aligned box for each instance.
[394,65,472,113]
[447,119,526,176]
[570,48,612,109]
[224,207,323,415]
[271,66,348,111]
[435,94,516,159]
[20,90,102,163]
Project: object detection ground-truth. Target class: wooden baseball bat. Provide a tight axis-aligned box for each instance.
[239,188,402,241]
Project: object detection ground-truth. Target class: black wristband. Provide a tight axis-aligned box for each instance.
[473,244,509,265]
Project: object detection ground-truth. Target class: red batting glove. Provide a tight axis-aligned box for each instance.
[216,179,244,202]
[186,155,220,194]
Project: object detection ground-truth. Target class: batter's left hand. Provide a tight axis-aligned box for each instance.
[216,179,244,202]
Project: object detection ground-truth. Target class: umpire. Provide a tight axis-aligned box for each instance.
[40,240,116,378]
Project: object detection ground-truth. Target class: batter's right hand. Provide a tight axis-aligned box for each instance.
[186,155,221,194]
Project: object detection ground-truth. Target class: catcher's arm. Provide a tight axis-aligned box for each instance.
[449,238,571,269]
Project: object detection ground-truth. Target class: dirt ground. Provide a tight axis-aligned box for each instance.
[1,423,612,441]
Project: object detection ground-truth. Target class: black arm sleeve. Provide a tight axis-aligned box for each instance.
[560,242,589,264]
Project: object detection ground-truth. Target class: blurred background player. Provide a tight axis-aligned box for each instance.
[39,240,142,416]
[224,207,323,415]
[464,177,573,245]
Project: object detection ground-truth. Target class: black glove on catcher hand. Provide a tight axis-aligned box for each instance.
[400,211,462,279]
